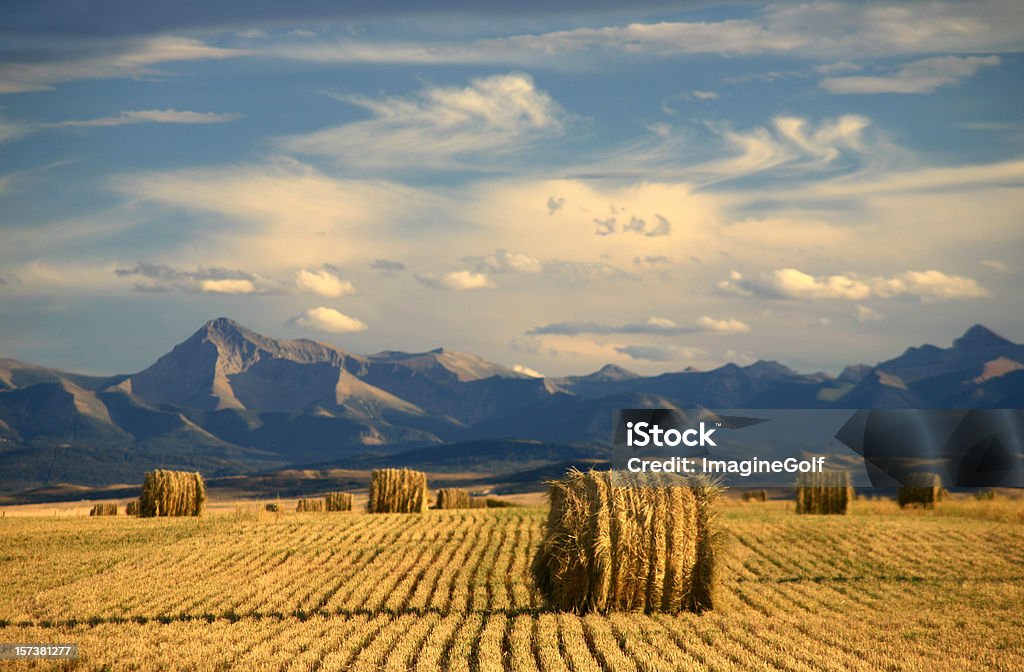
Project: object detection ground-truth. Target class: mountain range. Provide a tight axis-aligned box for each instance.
[1,318,1022,493]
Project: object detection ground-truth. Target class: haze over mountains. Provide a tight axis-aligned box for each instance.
[1,318,1022,493]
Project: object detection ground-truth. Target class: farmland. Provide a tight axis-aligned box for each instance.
[1,499,1023,671]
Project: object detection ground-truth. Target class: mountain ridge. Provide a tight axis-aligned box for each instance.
[1,319,1021,493]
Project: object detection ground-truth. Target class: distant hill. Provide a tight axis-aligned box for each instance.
[1,318,1021,493]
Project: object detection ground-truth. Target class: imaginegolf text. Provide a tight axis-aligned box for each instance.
[626,456,827,477]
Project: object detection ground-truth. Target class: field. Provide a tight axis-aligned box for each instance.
[1,498,1023,671]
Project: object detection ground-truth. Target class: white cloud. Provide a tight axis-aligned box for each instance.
[198,278,257,294]
[873,270,991,301]
[289,307,368,333]
[513,364,544,378]
[720,268,989,302]
[692,90,719,100]
[417,270,495,290]
[111,159,443,269]
[55,109,241,127]
[821,55,1001,94]
[695,316,752,334]
[278,73,565,169]
[295,269,355,297]
[856,305,883,323]
[465,248,543,274]
[0,36,246,94]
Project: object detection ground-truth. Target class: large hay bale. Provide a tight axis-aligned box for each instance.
[531,469,721,614]
[264,502,279,513]
[296,498,324,512]
[795,471,853,515]
[368,468,428,513]
[325,492,353,512]
[125,499,140,516]
[741,489,767,502]
[139,470,206,517]
[898,472,943,508]
[89,502,118,516]
[436,488,471,510]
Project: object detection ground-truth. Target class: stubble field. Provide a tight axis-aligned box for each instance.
[1,499,1022,671]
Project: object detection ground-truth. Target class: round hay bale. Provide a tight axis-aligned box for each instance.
[436,488,471,510]
[89,502,118,516]
[139,470,206,517]
[325,492,353,512]
[531,469,721,614]
[795,470,852,515]
[296,498,324,512]
[898,472,943,508]
[368,468,428,513]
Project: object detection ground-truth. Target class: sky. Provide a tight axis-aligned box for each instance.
[1,0,1023,377]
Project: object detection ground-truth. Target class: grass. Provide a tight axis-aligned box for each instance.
[0,498,1022,670]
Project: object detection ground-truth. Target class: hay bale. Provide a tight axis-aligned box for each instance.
[296,498,324,512]
[531,469,721,614]
[89,502,118,516]
[741,489,767,502]
[368,468,428,513]
[795,471,853,515]
[436,488,471,510]
[898,472,943,508]
[139,470,206,517]
[325,492,353,512]
[264,502,279,513]
[125,499,140,516]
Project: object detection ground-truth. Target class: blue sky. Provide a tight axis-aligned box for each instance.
[1,1,1023,376]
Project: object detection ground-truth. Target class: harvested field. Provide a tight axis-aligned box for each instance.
[0,498,1022,670]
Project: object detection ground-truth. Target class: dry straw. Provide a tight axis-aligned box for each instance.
[125,499,140,516]
[89,502,118,516]
[531,469,722,614]
[795,470,853,515]
[139,469,207,517]
[898,472,943,508]
[368,468,428,513]
[296,498,324,512]
[741,489,767,502]
[325,492,354,512]
[436,488,471,510]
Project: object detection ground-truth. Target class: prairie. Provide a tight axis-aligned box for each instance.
[0,498,1022,670]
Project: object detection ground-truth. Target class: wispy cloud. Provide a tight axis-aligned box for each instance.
[719,268,989,302]
[114,262,270,294]
[530,315,750,336]
[821,55,1001,94]
[55,109,242,127]
[266,1,1024,66]
[0,36,246,94]
[0,109,241,144]
[278,73,565,170]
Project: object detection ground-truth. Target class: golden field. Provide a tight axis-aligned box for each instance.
[1,497,1023,671]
